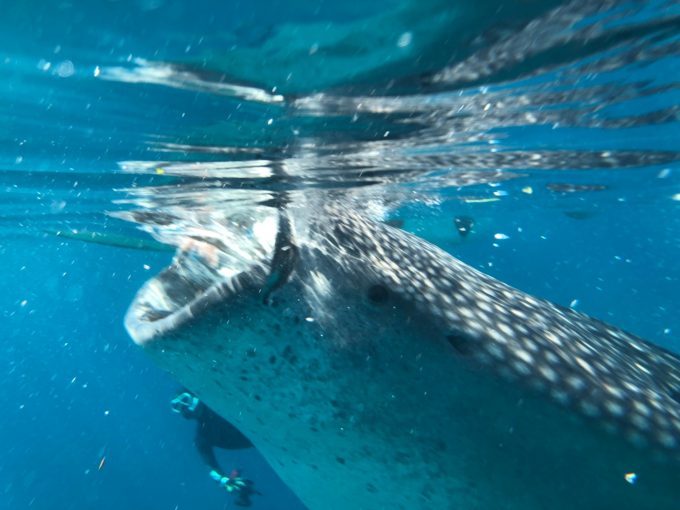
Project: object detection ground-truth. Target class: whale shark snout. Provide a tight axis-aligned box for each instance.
[125,202,680,510]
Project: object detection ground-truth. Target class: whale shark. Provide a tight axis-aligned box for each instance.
[124,201,680,510]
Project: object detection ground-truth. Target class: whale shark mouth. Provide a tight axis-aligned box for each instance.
[124,205,282,346]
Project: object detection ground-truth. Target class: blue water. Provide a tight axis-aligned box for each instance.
[0,1,679,509]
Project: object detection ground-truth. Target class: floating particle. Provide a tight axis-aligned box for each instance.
[671,193,680,201]
[20,299,28,307]
[98,456,106,471]
[397,32,413,48]
[624,472,637,484]
[305,317,315,322]
[55,60,75,78]
[93,66,101,77]
[462,197,499,204]
[569,299,579,309]
[521,186,533,194]
[104,410,110,416]
[657,168,671,178]
[267,118,273,126]
[143,264,150,270]
[493,190,508,197]
[494,233,509,240]
[155,167,165,175]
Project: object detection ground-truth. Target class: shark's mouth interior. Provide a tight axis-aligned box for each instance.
[124,207,281,346]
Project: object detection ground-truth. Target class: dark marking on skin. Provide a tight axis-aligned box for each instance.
[246,348,257,358]
[254,394,262,401]
[240,375,249,381]
[446,333,475,356]
[282,345,298,364]
[310,427,319,432]
[333,410,350,420]
[367,284,389,304]
[366,483,378,493]
[269,355,277,364]
[336,456,346,465]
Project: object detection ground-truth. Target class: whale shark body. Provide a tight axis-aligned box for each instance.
[124,202,680,510]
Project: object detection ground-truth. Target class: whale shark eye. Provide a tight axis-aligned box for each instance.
[367,284,389,304]
[446,333,475,356]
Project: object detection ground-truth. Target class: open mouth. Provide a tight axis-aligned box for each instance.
[124,207,282,346]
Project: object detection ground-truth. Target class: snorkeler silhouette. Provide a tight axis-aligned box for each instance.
[171,389,260,506]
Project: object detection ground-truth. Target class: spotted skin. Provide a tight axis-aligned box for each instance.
[325,207,680,452]
[126,203,680,510]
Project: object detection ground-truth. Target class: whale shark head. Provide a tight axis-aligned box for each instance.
[124,201,680,510]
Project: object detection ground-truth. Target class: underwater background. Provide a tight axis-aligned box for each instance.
[0,1,678,509]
